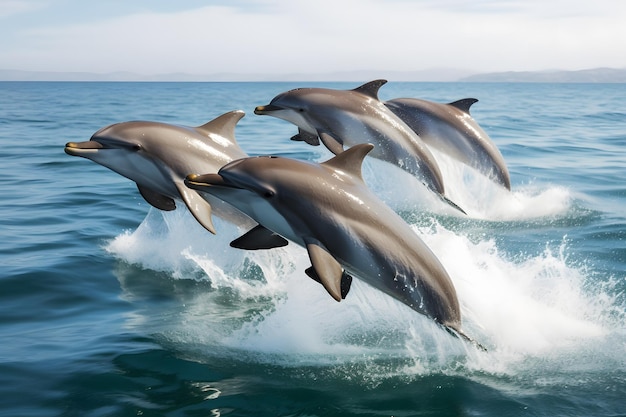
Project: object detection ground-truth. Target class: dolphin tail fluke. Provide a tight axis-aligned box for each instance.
[444,326,487,352]
[441,195,467,215]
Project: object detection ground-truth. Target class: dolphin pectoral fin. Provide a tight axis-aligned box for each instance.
[305,267,352,299]
[137,184,176,211]
[305,241,344,302]
[318,132,345,155]
[230,225,289,250]
[291,129,320,146]
[175,181,216,234]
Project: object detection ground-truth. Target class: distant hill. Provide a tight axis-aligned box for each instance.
[0,69,268,82]
[459,67,626,83]
[1,67,625,82]
[0,68,473,82]
[0,69,196,82]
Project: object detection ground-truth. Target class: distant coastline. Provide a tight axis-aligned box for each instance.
[1,67,625,83]
[458,67,626,83]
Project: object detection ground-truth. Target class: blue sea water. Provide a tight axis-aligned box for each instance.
[1,80,625,417]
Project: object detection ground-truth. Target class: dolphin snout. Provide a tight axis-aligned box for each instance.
[185,173,227,190]
[254,104,282,115]
[64,140,104,156]
[65,140,104,149]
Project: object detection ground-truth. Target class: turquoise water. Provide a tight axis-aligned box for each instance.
[1,81,625,416]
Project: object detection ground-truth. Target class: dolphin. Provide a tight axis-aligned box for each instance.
[64,110,252,233]
[185,144,483,348]
[385,97,511,190]
[254,80,465,214]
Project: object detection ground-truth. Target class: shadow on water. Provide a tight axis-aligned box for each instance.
[52,336,626,417]
[49,347,533,417]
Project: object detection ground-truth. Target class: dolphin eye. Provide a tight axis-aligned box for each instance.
[133,144,142,151]
[263,190,275,198]
[298,108,305,112]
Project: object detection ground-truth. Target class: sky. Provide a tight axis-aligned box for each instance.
[1,0,625,78]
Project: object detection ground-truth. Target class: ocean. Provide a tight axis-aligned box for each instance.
[1,80,624,417]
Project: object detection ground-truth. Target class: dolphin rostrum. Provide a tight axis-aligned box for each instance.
[254,80,465,214]
[385,97,511,190]
[185,144,483,348]
[64,110,251,233]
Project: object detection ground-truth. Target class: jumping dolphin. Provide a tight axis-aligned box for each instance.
[385,97,511,190]
[185,144,483,348]
[64,110,251,233]
[254,80,465,214]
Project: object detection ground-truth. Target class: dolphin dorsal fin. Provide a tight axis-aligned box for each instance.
[352,79,387,100]
[448,98,478,114]
[321,143,374,182]
[195,110,245,141]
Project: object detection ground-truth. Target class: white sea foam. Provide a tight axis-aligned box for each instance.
[360,150,574,221]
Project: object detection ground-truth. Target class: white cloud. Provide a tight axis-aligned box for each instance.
[0,0,45,18]
[2,0,626,75]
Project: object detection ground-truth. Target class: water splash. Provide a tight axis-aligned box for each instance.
[102,138,622,383]
[104,200,622,384]
[420,225,609,351]
[107,208,289,298]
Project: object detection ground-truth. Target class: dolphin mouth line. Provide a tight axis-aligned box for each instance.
[254,104,283,115]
